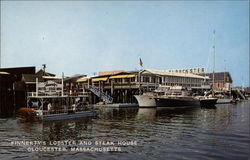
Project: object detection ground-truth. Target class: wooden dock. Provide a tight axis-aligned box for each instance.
[91,103,139,108]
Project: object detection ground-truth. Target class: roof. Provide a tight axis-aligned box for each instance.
[141,69,209,79]
[36,69,55,77]
[76,77,89,82]
[199,72,233,83]
[43,76,63,79]
[99,70,125,76]
[0,71,10,75]
[63,74,86,83]
[22,74,44,83]
[0,66,36,81]
[109,74,136,79]
[92,77,108,82]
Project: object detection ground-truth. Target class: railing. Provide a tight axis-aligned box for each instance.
[27,92,62,97]
[88,85,113,104]
[41,107,94,115]
[27,92,90,97]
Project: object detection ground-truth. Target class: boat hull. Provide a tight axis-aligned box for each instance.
[200,98,218,107]
[42,111,98,121]
[217,98,232,104]
[155,97,200,108]
[134,95,156,108]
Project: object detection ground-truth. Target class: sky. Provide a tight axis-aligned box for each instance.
[0,1,249,86]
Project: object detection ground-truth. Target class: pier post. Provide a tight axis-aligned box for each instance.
[111,80,114,96]
[36,78,38,96]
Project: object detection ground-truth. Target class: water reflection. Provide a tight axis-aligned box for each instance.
[136,108,156,122]
[42,118,94,141]
[1,102,249,160]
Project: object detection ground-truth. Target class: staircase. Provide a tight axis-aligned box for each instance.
[88,85,113,104]
[236,89,246,100]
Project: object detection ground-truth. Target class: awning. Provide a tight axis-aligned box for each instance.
[92,77,108,82]
[76,77,88,83]
[0,71,10,75]
[109,74,136,79]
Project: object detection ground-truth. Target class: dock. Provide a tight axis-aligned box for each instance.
[91,103,139,108]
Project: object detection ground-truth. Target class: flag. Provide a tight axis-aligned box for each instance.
[139,58,143,67]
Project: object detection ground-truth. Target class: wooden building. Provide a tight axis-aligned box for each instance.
[0,66,36,117]
[76,69,209,104]
[199,72,233,91]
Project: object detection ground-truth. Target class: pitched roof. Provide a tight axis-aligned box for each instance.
[64,74,86,83]
[36,69,55,77]
[142,69,209,79]
[98,70,125,76]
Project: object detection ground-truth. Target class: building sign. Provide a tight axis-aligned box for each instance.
[38,80,62,95]
[167,68,205,74]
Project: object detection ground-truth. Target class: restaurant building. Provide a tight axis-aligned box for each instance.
[76,69,210,104]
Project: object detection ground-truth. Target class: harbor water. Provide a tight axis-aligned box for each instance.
[0,101,249,160]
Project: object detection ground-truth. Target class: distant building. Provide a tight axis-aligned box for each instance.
[199,72,233,91]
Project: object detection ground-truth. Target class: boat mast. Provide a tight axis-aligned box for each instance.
[212,30,216,96]
[62,72,64,96]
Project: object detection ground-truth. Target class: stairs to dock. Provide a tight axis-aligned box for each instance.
[88,85,113,104]
[236,89,246,100]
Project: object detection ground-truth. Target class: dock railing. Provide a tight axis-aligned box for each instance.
[27,91,89,97]
[42,106,93,115]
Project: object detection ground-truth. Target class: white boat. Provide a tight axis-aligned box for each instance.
[134,94,156,108]
[216,98,232,104]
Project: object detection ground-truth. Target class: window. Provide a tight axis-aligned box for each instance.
[131,77,135,82]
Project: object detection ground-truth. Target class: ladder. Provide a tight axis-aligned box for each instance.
[88,85,113,104]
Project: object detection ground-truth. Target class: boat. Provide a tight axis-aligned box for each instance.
[199,97,218,107]
[210,30,232,104]
[17,107,39,122]
[135,87,200,108]
[216,98,232,104]
[17,76,98,122]
[214,91,233,104]
[154,96,200,108]
[134,93,156,108]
